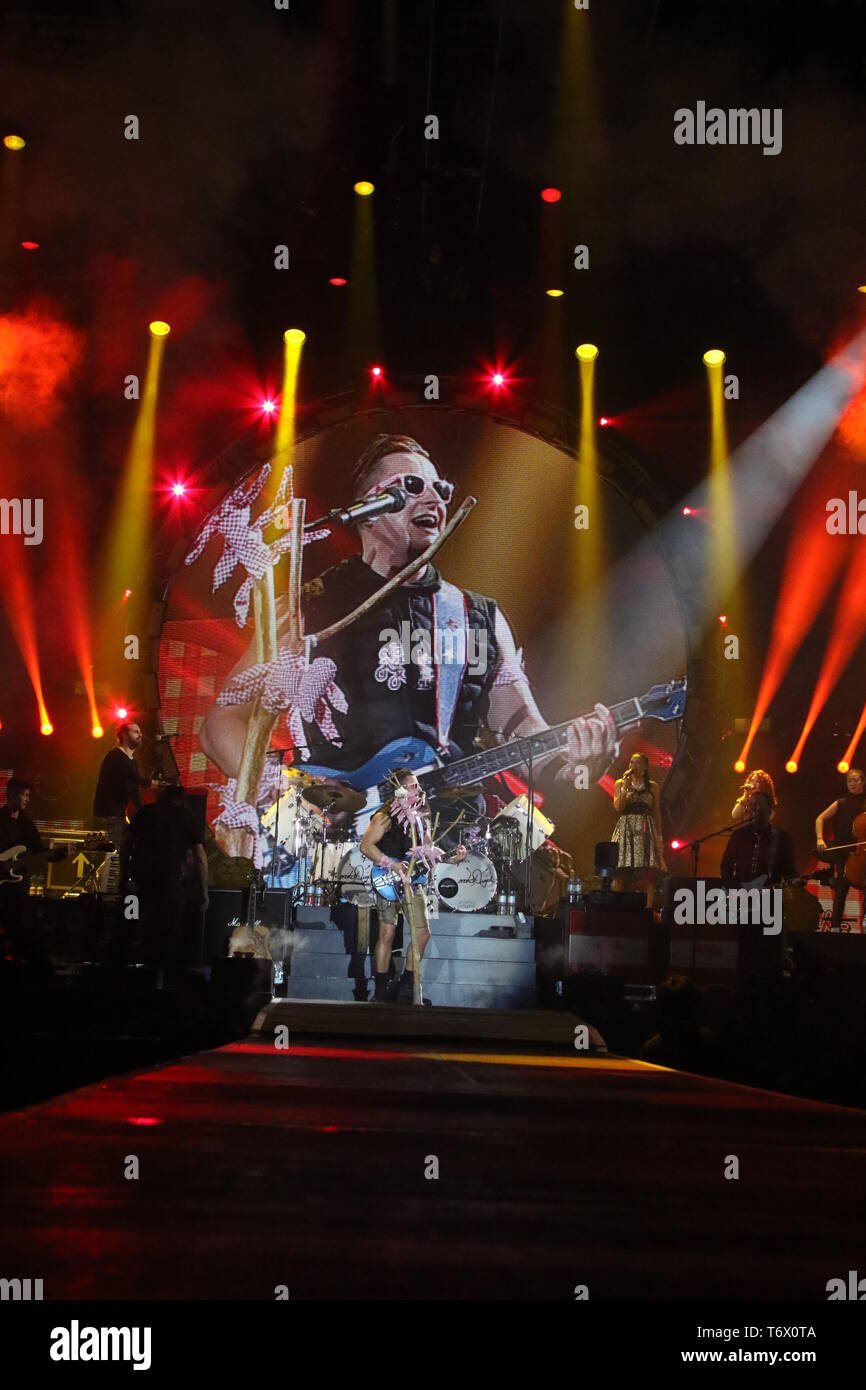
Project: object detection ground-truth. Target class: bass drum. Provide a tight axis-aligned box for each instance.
[337,845,376,907]
[434,851,498,912]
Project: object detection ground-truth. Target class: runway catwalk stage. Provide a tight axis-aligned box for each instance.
[1,1012,864,1300]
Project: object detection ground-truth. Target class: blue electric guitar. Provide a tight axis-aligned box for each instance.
[277,679,687,830]
[369,858,429,902]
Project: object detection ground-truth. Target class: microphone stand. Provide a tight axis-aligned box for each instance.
[682,819,742,971]
[685,820,743,877]
[265,748,288,898]
[524,744,535,916]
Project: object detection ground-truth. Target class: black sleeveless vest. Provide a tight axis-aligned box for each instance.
[282,556,499,772]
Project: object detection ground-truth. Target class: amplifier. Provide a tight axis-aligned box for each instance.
[582,889,647,909]
[45,838,112,896]
[663,877,784,989]
[567,905,662,985]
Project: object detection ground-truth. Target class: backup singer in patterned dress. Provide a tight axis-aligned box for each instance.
[612,752,666,887]
[359,769,467,1003]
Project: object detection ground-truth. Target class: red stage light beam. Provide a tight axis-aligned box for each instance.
[736,515,845,770]
[838,697,866,774]
[0,563,52,734]
[786,552,866,769]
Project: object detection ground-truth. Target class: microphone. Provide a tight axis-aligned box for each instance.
[304,485,407,532]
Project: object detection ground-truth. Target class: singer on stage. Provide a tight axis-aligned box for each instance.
[731,770,777,826]
[201,433,618,791]
[612,751,666,886]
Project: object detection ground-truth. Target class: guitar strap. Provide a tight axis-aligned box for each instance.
[433,581,469,754]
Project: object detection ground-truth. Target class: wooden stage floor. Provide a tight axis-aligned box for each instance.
[1,1009,864,1299]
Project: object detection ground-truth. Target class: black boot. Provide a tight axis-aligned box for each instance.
[395,969,415,1003]
[372,972,390,1002]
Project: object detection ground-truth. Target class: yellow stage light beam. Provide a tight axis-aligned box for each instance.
[569,344,608,677]
[704,348,736,597]
[348,180,381,372]
[271,328,305,484]
[102,323,170,665]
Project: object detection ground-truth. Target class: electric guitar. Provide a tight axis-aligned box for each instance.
[0,842,70,885]
[369,858,428,902]
[274,678,687,831]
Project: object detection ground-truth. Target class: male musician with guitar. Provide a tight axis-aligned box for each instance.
[815,767,866,932]
[202,433,622,800]
[0,777,66,943]
[721,788,796,886]
[360,769,467,1003]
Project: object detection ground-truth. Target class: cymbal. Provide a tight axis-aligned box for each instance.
[302,783,366,814]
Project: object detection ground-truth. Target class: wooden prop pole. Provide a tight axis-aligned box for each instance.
[223,497,306,859]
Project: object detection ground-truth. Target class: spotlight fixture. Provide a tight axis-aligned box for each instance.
[718,614,728,624]
[598,416,610,427]
[329,277,347,286]
[115,706,129,721]
[703,348,726,367]
[149,320,171,337]
[838,760,850,773]
[171,482,187,497]
[283,328,306,345]
[21,240,39,250]
[353,180,375,196]
[370,365,383,378]
[682,506,694,517]
[92,725,104,739]
[734,760,746,774]
[575,343,598,362]
[540,187,562,203]
[122,588,132,601]
[546,288,564,298]
[785,760,798,774]
[670,839,683,851]
[261,399,276,414]
[40,721,53,736]
[3,134,25,151]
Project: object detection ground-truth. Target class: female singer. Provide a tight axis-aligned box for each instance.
[731,769,777,825]
[612,752,666,887]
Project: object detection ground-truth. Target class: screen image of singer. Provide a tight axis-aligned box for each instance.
[157,411,686,883]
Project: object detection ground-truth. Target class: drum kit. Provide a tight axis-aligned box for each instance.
[258,770,543,914]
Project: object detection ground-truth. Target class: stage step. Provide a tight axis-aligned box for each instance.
[277,977,538,1010]
[288,927,535,965]
[255,998,607,1051]
[282,918,540,1010]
